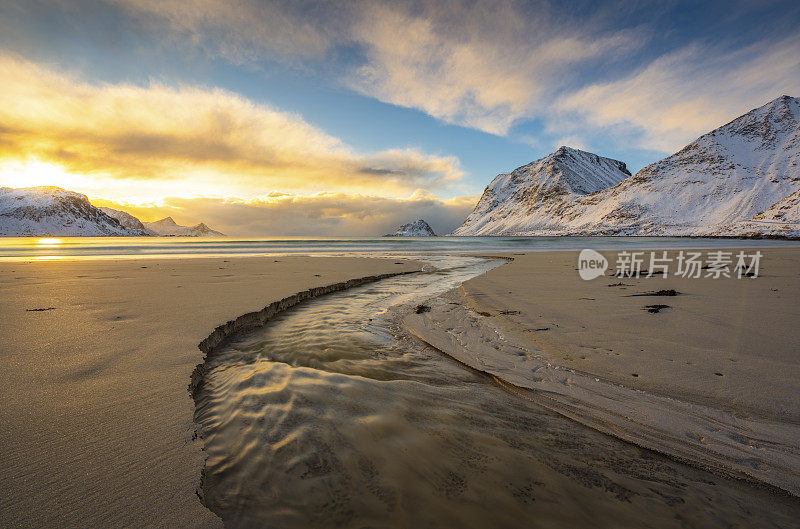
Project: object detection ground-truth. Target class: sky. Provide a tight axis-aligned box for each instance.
[0,0,798,236]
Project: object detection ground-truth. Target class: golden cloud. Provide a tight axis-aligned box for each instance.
[94,191,477,237]
[0,55,462,201]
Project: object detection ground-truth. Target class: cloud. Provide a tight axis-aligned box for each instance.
[110,0,643,136]
[109,0,336,64]
[105,0,800,153]
[345,1,641,135]
[94,191,477,237]
[555,36,800,152]
[0,54,462,201]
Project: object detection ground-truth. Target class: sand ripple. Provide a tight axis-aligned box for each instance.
[194,257,800,528]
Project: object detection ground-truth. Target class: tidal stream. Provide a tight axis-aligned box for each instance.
[194,256,800,528]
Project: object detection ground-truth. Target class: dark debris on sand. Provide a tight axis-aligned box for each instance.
[610,270,665,277]
[643,304,670,313]
[629,289,680,297]
[415,304,430,314]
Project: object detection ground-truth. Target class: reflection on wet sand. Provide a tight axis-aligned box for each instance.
[194,257,800,528]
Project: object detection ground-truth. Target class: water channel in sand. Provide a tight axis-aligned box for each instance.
[194,255,800,528]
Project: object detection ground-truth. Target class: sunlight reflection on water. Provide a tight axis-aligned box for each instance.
[2,235,798,261]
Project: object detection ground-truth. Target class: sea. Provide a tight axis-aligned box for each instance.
[1,235,799,261]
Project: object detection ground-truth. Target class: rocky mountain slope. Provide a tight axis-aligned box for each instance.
[384,219,436,236]
[0,187,150,236]
[711,189,800,237]
[453,95,800,237]
[0,187,225,237]
[144,217,225,236]
[452,146,630,235]
[99,207,157,235]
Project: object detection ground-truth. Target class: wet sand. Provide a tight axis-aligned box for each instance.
[4,249,800,527]
[406,248,800,496]
[194,254,800,528]
[457,248,800,423]
[0,256,420,528]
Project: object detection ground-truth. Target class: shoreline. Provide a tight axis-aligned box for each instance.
[0,256,421,528]
[3,235,800,264]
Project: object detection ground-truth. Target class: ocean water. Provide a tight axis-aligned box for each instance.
[194,255,800,528]
[1,235,799,261]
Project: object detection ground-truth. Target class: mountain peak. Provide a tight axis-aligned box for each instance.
[144,217,224,236]
[451,148,631,235]
[385,219,436,236]
[757,93,797,112]
[554,145,574,155]
[722,95,799,135]
[549,146,631,179]
[553,145,583,156]
[0,187,145,236]
[454,96,800,237]
[507,147,630,196]
[644,95,799,181]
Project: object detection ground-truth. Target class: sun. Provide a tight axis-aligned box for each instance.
[36,238,63,247]
[0,160,91,191]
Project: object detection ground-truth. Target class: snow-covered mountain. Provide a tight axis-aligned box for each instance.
[710,189,800,237]
[753,188,800,224]
[99,207,156,235]
[0,187,150,236]
[453,95,800,237]
[384,219,436,236]
[452,146,630,235]
[144,217,225,236]
[0,187,225,237]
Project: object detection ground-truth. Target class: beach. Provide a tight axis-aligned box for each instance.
[3,247,800,528]
[406,247,800,496]
[457,248,800,423]
[3,1,799,526]
[0,256,420,528]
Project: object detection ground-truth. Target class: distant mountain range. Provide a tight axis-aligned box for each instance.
[453,95,800,238]
[142,216,224,237]
[0,187,224,236]
[2,96,798,239]
[385,219,436,236]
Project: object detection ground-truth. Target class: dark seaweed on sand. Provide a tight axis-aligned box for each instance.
[629,289,680,297]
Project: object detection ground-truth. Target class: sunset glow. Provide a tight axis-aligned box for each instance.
[2,2,800,528]
[0,161,89,193]
[0,0,797,236]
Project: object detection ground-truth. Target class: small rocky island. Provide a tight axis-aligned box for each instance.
[384,219,436,236]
